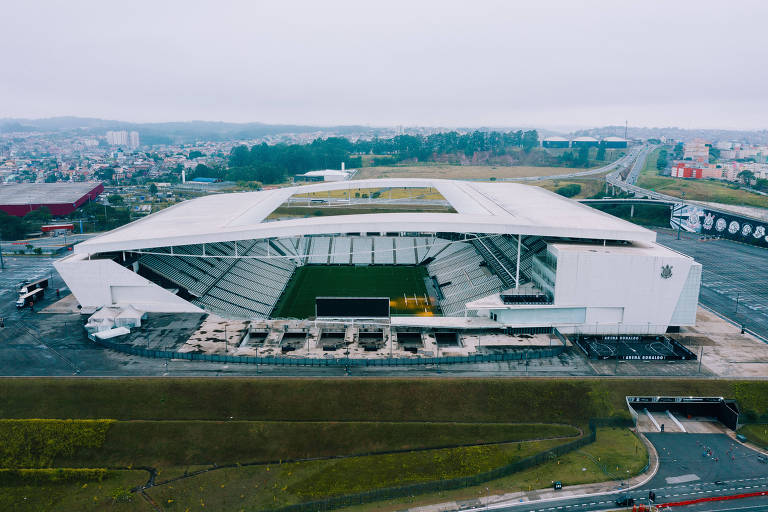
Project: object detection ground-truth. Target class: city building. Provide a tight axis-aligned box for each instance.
[570,136,599,148]
[106,131,140,149]
[683,139,710,163]
[601,136,628,149]
[541,136,570,148]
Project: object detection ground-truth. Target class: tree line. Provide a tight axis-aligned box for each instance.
[190,130,542,185]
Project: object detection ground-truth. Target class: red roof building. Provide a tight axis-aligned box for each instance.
[0,182,104,217]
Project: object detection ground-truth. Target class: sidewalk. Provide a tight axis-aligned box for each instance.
[404,430,659,512]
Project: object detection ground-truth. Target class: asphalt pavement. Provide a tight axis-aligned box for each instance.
[488,434,768,512]
[655,229,768,341]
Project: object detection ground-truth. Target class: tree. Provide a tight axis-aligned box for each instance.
[596,145,606,161]
[656,149,668,170]
[737,170,755,186]
[521,130,539,152]
[188,150,204,159]
[108,194,124,205]
[576,146,590,167]
[148,183,158,195]
[0,211,29,240]
[556,184,582,198]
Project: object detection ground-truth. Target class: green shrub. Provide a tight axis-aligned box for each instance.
[556,184,582,198]
[0,419,114,468]
[111,486,134,503]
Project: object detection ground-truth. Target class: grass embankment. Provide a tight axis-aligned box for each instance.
[738,424,768,449]
[637,150,768,208]
[345,427,647,512]
[54,421,578,469]
[273,265,432,317]
[4,378,768,423]
[147,438,568,510]
[3,378,767,511]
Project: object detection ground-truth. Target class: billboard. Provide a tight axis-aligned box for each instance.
[701,209,768,249]
[315,297,391,318]
[670,203,768,249]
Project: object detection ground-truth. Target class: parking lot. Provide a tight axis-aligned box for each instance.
[656,228,768,341]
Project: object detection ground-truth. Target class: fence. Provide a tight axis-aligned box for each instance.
[266,418,633,512]
[88,334,567,367]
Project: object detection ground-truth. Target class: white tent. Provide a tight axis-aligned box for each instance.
[115,305,145,328]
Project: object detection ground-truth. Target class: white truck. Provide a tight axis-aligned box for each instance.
[15,278,48,309]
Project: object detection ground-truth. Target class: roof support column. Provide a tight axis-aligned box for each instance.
[515,235,521,290]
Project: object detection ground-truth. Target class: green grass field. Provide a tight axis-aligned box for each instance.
[273,265,433,318]
[637,149,768,208]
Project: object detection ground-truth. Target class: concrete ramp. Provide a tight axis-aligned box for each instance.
[666,410,687,432]
[637,409,661,432]
[651,411,683,432]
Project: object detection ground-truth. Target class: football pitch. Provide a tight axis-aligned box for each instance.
[273,265,433,318]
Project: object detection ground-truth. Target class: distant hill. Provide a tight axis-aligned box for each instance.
[574,125,768,144]
[0,117,388,143]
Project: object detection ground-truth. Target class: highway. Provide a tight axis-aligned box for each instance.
[485,434,768,512]
[507,146,643,182]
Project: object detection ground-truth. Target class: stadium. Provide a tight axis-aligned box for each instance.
[56,178,702,354]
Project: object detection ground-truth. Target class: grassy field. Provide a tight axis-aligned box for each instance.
[292,187,446,201]
[354,164,597,181]
[534,175,609,199]
[273,265,432,318]
[589,203,671,228]
[266,203,455,220]
[0,471,150,512]
[637,157,768,208]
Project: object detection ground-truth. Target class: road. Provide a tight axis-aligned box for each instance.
[507,147,642,182]
[488,434,768,512]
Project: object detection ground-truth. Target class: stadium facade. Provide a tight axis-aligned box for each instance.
[55,178,701,335]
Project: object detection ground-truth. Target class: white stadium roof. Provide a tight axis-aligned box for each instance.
[75,178,655,254]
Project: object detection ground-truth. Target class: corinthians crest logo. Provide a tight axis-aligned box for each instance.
[660,264,673,279]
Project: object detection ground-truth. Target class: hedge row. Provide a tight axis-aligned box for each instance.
[0,419,114,468]
[0,468,108,484]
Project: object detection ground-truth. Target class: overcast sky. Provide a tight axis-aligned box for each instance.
[2,0,767,130]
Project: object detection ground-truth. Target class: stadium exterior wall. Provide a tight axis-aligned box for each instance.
[54,253,203,313]
[475,243,701,335]
[0,183,104,217]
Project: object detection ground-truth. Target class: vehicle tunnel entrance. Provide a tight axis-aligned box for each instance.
[627,396,740,432]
